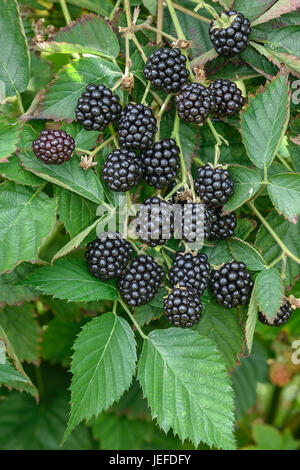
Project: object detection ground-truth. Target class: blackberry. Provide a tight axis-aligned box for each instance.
[141,138,180,189]
[75,84,121,131]
[135,197,174,247]
[164,287,202,328]
[210,261,253,309]
[118,103,157,150]
[195,164,234,206]
[102,149,142,192]
[143,48,190,94]
[176,83,211,124]
[258,300,294,327]
[209,79,245,117]
[209,10,251,57]
[32,129,75,165]
[169,252,210,295]
[179,203,212,242]
[209,208,237,240]
[118,255,164,306]
[85,232,133,281]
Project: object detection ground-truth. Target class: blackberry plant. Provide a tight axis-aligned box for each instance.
[0,0,299,454]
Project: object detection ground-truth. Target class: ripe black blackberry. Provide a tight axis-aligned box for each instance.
[141,138,180,189]
[118,255,164,306]
[85,232,133,281]
[176,83,211,124]
[32,129,75,165]
[164,287,203,328]
[118,103,157,150]
[195,164,234,206]
[209,10,251,57]
[102,149,142,192]
[180,203,212,242]
[169,252,211,295]
[209,208,237,240]
[210,261,253,309]
[209,79,245,117]
[258,300,294,327]
[135,197,174,247]
[143,48,190,94]
[75,84,121,131]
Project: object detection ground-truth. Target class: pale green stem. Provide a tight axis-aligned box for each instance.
[172,114,187,185]
[193,0,219,19]
[248,201,300,265]
[268,253,284,269]
[172,2,210,23]
[276,152,293,172]
[16,92,24,116]
[59,0,72,24]
[156,94,172,140]
[109,124,118,147]
[109,0,122,21]
[141,81,151,105]
[119,299,148,339]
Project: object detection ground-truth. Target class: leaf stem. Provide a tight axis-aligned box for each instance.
[268,253,284,269]
[193,0,219,20]
[16,92,24,116]
[141,81,151,105]
[276,152,293,172]
[59,0,72,24]
[109,124,118,147]
[157,0,164,44]
[109,0,122,21]
[119,299,148,339]
[165,0,185,39]
[161,249,172,269]
[248,201,300,265]
[156,94,172,140]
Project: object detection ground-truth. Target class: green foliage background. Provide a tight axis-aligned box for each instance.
[0,0,299,451]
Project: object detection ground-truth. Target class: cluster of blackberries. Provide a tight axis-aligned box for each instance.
[164,254,254,328]
[86,232,164,306]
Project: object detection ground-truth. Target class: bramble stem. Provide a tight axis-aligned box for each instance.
[268,253,284,269]
[119,299,148,339]
[109,0,122,21]
[16,92,24,116]
[109,124,118,147]
[248,201,300,265]
[172,2,210,23]
[161,249,172,269]
[111,78,123,92]
[172,114,187,185]
[276,152,293,172]
[156,94,172,140]
[157,0,164,44]
[141,81,151,105]
[59,0,72,24]
[193,0,219,20]
[165,0,185,39]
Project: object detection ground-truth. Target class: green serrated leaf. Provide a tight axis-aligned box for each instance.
[37,57,122,122]
[0,263,38,306]
[43,14,120,58]
[0,360,31,389]
[0,0,30,96]
[20,258,118,302]
[255,210,300,288]
[224,166,262,211]
[256,268,284,321]
[0,118,22,160]
[245,285,258,354]
[0,182,57,273]
[0,303,39,363]
[138,328,236,450]
[195,303,244,371]
[233,0,276,21]
[231,340,268,418]
[65,314,137,441]
[252,0,300,26]
[241,75,290,169]
[268,172,300,222]
[228,238,266,271]
[0,155,43,186]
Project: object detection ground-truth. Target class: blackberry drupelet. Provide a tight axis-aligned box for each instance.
[210,261,253,309]
[180,203,212,242]
[195,164,234,206]
[85,232,133,281]
[176,83,211,124]
[209,10,251,57]
[164,287,203,328]
[32,129,75,165]
[118,103,157,150]
[169,252,211,295]
[209,79,245,116]
[143,48,190,94]
[209,207,237,240]
[75,84,121,131]
[135,196,174,247]
[141,138,180,189]
[258,300,294,327]
[102,149,142,192]
[118,255,164,306]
